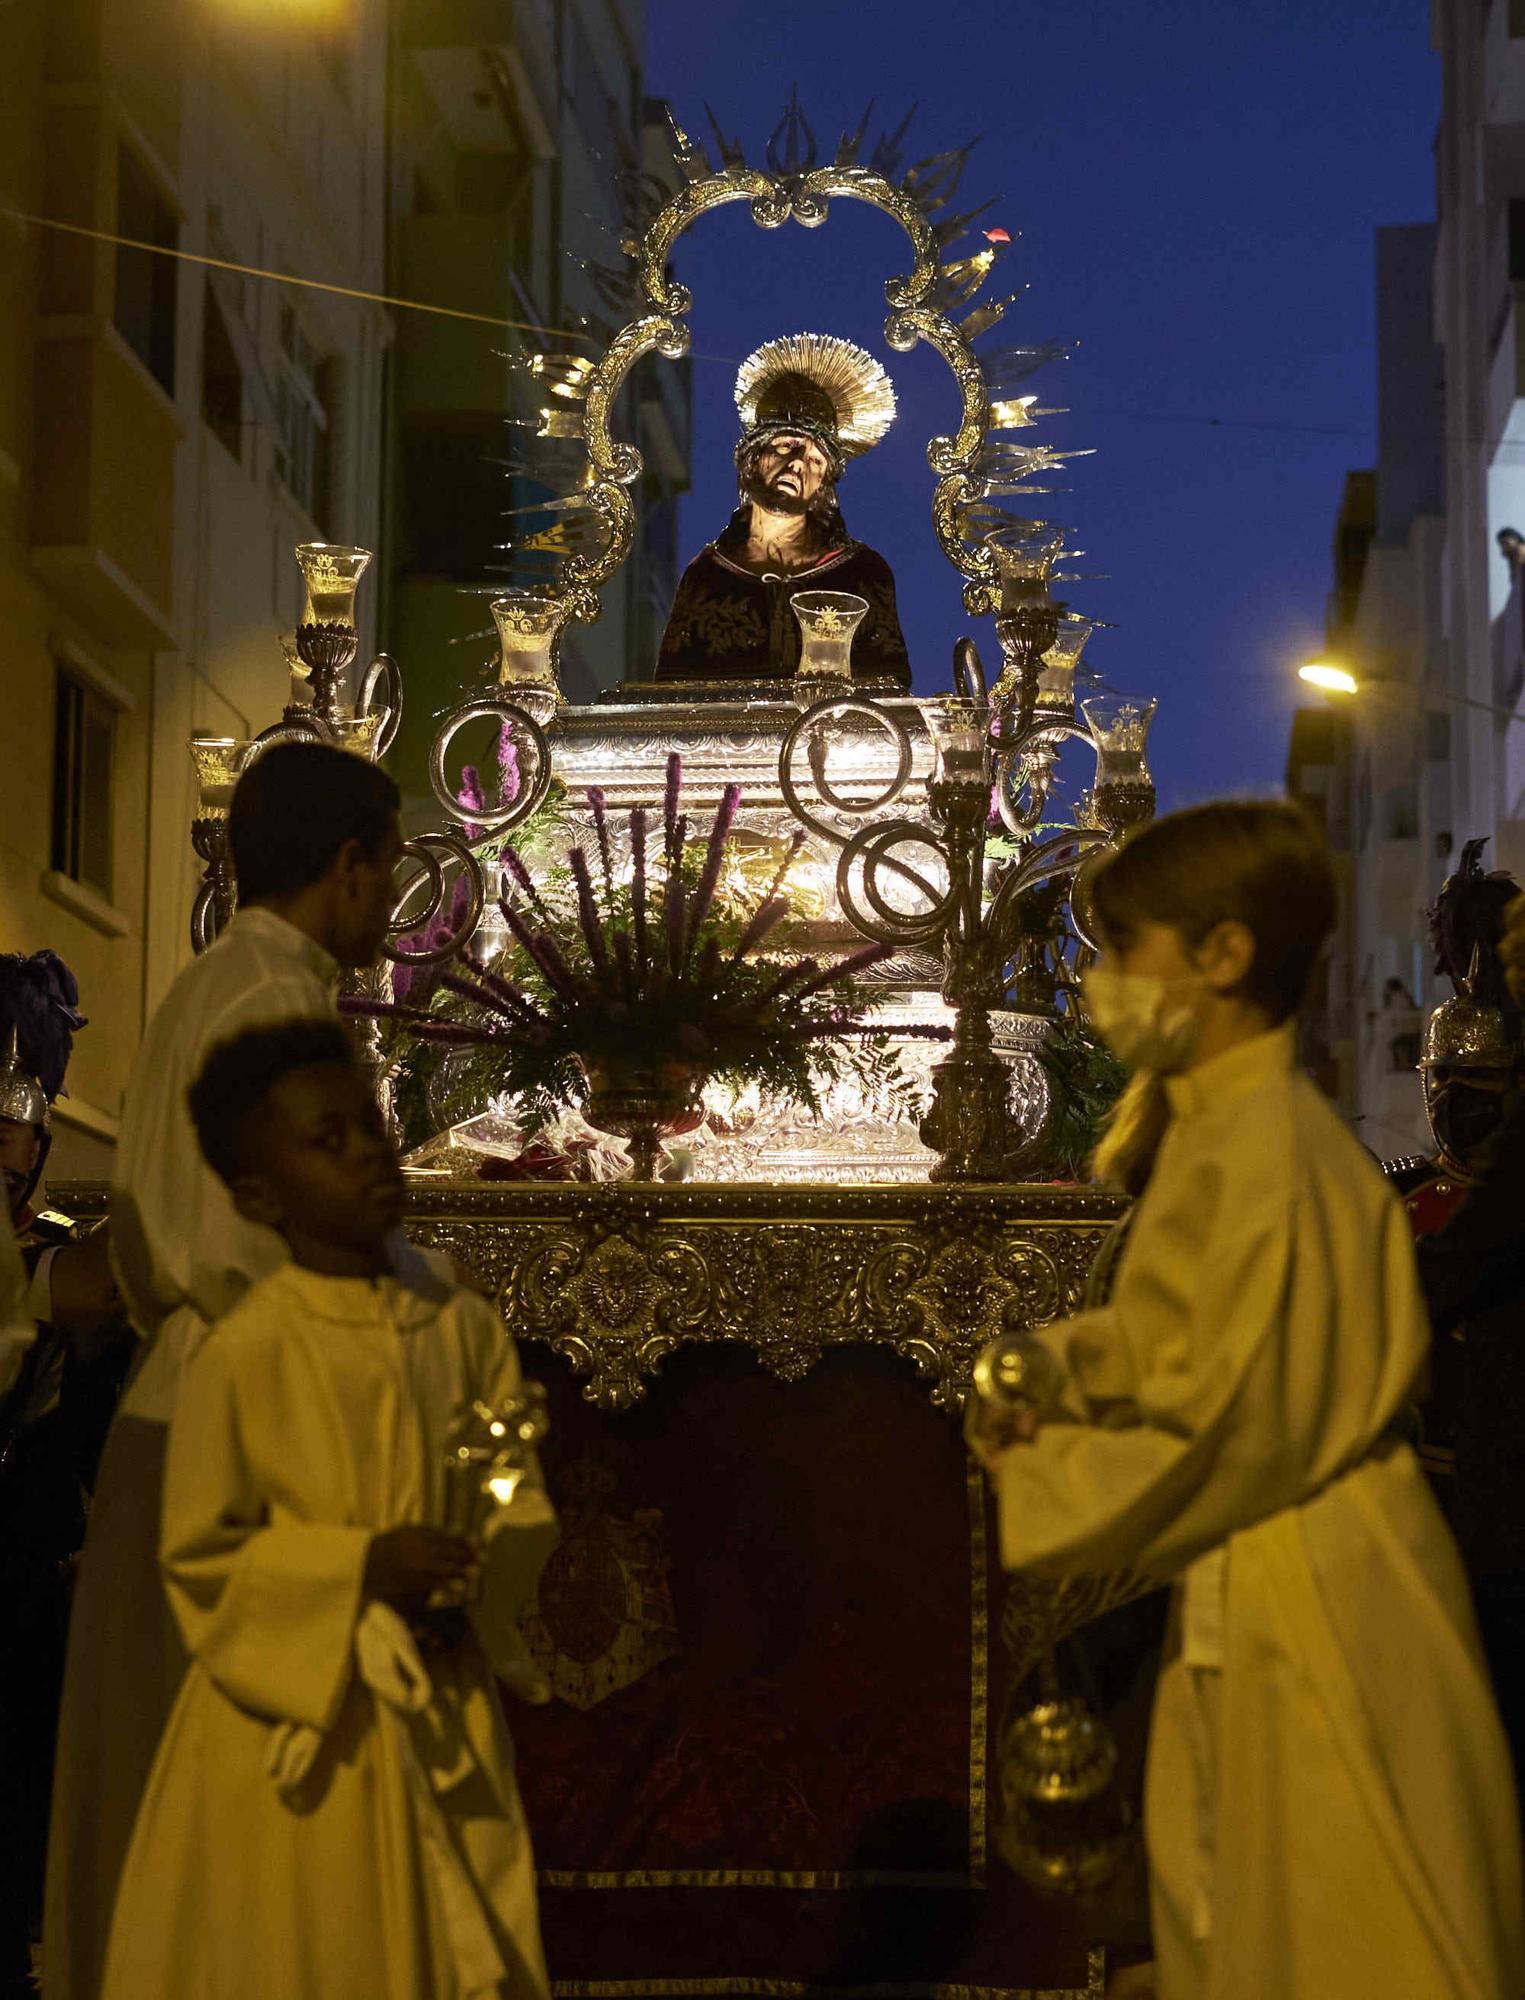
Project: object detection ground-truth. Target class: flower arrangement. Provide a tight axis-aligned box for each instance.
[1028,1014,1130,1180]
[352,756,929,1175]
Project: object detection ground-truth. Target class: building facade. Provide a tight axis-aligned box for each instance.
[1287,224,1445,1158]
[0,0,390,1178]
[0,0,689,1172]
[382,0,692,811]
[1292,3,1525,1151]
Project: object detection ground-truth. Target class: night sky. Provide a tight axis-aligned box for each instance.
[644,0,1437,810]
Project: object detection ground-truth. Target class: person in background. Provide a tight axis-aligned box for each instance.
[1411,875,1525,1786]
[0,954,128,2000]
[44,743,452,2000]
[100,1020,556,2000]
[969,800,1521,2000]
[1380,841,1523,1513]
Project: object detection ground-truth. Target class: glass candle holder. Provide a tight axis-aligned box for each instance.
[1036,614,1093,717]
[330,710,387,760]
[792,590,869,688]
[988,528,1066,611]
[188,734,248,818]
[926,696,992,789]
[295,543,372,628]
[491,592,562,699]
[1082,694,1158,833]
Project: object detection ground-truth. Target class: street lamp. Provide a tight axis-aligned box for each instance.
[1297,657,1525,726]
[1298,661,1360,696]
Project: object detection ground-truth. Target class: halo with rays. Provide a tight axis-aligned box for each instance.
[734,333,898,459]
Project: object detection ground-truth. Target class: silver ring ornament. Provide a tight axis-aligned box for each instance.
[835,818,956,944]
[777,693,913,846]
[358,653,404,758]
[382,833,486,967]
[430,698,552,834]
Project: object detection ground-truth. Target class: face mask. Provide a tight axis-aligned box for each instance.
[1084,966,1204,1073]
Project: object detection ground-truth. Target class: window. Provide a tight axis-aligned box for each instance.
[201,281,244,460]
[1382,785,1419,841]
[274,302,333,526]
[51,669,115,900]
[114,144,177,395]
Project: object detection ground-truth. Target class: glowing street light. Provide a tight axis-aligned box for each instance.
[1298,661,1360,696]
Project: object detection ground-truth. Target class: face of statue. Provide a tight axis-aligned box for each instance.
[743,432,833,516]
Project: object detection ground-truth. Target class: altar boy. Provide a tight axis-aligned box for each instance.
[100,1020,556,2000]
[972,802,1521,2000]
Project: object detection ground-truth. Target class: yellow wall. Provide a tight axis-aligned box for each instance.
[0,0,388,1182]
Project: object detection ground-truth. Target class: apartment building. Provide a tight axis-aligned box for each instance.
[1433,0,1525,869]
[0,0,390,1177]
[382,0,692,807]
[1286,224,1445,1157]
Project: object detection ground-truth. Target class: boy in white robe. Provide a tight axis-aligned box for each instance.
[971,801,1523,2000]
[100,1019,555,2000]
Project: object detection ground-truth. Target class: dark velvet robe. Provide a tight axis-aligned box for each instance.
[653,510,911,689]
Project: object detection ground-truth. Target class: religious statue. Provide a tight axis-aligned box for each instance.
[654,333,912,689]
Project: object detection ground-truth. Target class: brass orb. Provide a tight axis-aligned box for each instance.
[971,1331,1063,1414]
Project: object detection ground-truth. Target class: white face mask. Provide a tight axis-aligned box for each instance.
[1084,965,1204,1073]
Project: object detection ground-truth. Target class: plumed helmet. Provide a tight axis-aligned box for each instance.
[1421,838,1523,1074]
[1420,993,1521,1072]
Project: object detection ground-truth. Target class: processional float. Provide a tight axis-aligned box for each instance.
[181,99,1167,1957]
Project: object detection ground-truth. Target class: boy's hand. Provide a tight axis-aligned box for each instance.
[363,1526,479,1610]
[964,1397,1040,1469]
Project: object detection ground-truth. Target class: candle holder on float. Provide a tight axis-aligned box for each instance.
[918,690,1015,1180]
[187,735,250,952]
[487,590,567,728]
[987,529,1067,724]
[291,542,370,730]
[1082,693,1158,838]
[183,539,537,1126]
[791,590,869,703]
[777,614,1130,1180]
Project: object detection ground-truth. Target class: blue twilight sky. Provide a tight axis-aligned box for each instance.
[642,0,1438,810]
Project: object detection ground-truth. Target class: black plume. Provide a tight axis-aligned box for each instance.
[1428,836,1520,1009]
[0,949,87,1101]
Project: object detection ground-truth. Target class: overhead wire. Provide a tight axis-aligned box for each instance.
[0,205,597,343]
[13,202,1509,458]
